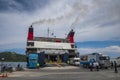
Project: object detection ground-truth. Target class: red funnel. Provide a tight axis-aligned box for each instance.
[27,25,34,40]
[67,29,75,43]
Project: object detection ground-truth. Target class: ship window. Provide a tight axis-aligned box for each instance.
[99,56,110,60]
[27,42,34,46]
[81,56,88,61]
[71,45,74,48]
[29,59,36,62]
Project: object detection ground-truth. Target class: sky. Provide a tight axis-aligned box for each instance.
[0,0,120,58]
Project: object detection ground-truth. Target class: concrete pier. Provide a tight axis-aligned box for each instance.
[1,66,120,80]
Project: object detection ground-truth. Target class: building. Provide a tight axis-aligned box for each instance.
[26,25,78,68]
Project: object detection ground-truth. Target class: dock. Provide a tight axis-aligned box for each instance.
[1,66,120,80]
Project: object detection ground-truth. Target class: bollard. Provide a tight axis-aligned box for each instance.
[2,73,4,78]
[5,73,8,78]
[0,73,8,78]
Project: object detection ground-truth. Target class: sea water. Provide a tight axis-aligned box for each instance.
[0,62,27,69]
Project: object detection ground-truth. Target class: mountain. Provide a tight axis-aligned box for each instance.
[0,52,26,62]
[0,48,26,55]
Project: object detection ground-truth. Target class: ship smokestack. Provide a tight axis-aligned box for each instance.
[67,29,75,43]
[27,25,34,40]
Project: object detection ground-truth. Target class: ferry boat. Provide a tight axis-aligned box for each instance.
[26,25,78,68]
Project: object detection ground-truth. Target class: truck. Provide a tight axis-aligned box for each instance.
[69,57,80,66]
[29,54,38,68]
[80,53,111,68]
[111,57,120,67]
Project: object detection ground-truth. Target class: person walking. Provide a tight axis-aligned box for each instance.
[114,61,118,73]
[93,62,96,71]
[95,62,99,71]
[17,64,20,68]
[111,61,113,69]
[67,60,70,64]
[37,63,40,69]
[89,59,95,71]
[89,62,93,71]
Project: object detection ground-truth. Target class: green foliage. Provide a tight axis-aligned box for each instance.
[0,52,26,62]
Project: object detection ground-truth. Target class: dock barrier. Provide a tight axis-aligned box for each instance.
[0,73,8,78]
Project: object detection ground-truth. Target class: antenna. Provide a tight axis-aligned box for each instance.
[47,27,49,37]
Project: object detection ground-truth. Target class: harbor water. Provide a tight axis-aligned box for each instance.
[0,62,27,71]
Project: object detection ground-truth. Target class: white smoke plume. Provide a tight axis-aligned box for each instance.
[32,1,93,28]
[32,15,64,25]
[70,3,91,29]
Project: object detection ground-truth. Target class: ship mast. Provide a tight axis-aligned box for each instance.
[47,27,49,37]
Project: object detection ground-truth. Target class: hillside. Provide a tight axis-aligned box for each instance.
[0,52,26,62]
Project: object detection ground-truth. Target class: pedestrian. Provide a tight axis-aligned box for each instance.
[95,62,99,71]
[114,61,118,73]
[67,60,70,64]
[17,64,20,68]
[89,62,93,71]
[37,63,40,69]
[111,61,113,69]
[2,65,6,72]
[93,62,96,71]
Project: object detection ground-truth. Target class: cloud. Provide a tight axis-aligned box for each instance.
[0,0,49,13]
[75,24,120,41]
[78,45,120,57]
[76,41,120,48]
[0,13,29,45]
[75,0,120,41]
[32,0,93,26]
[0,0,120,51]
